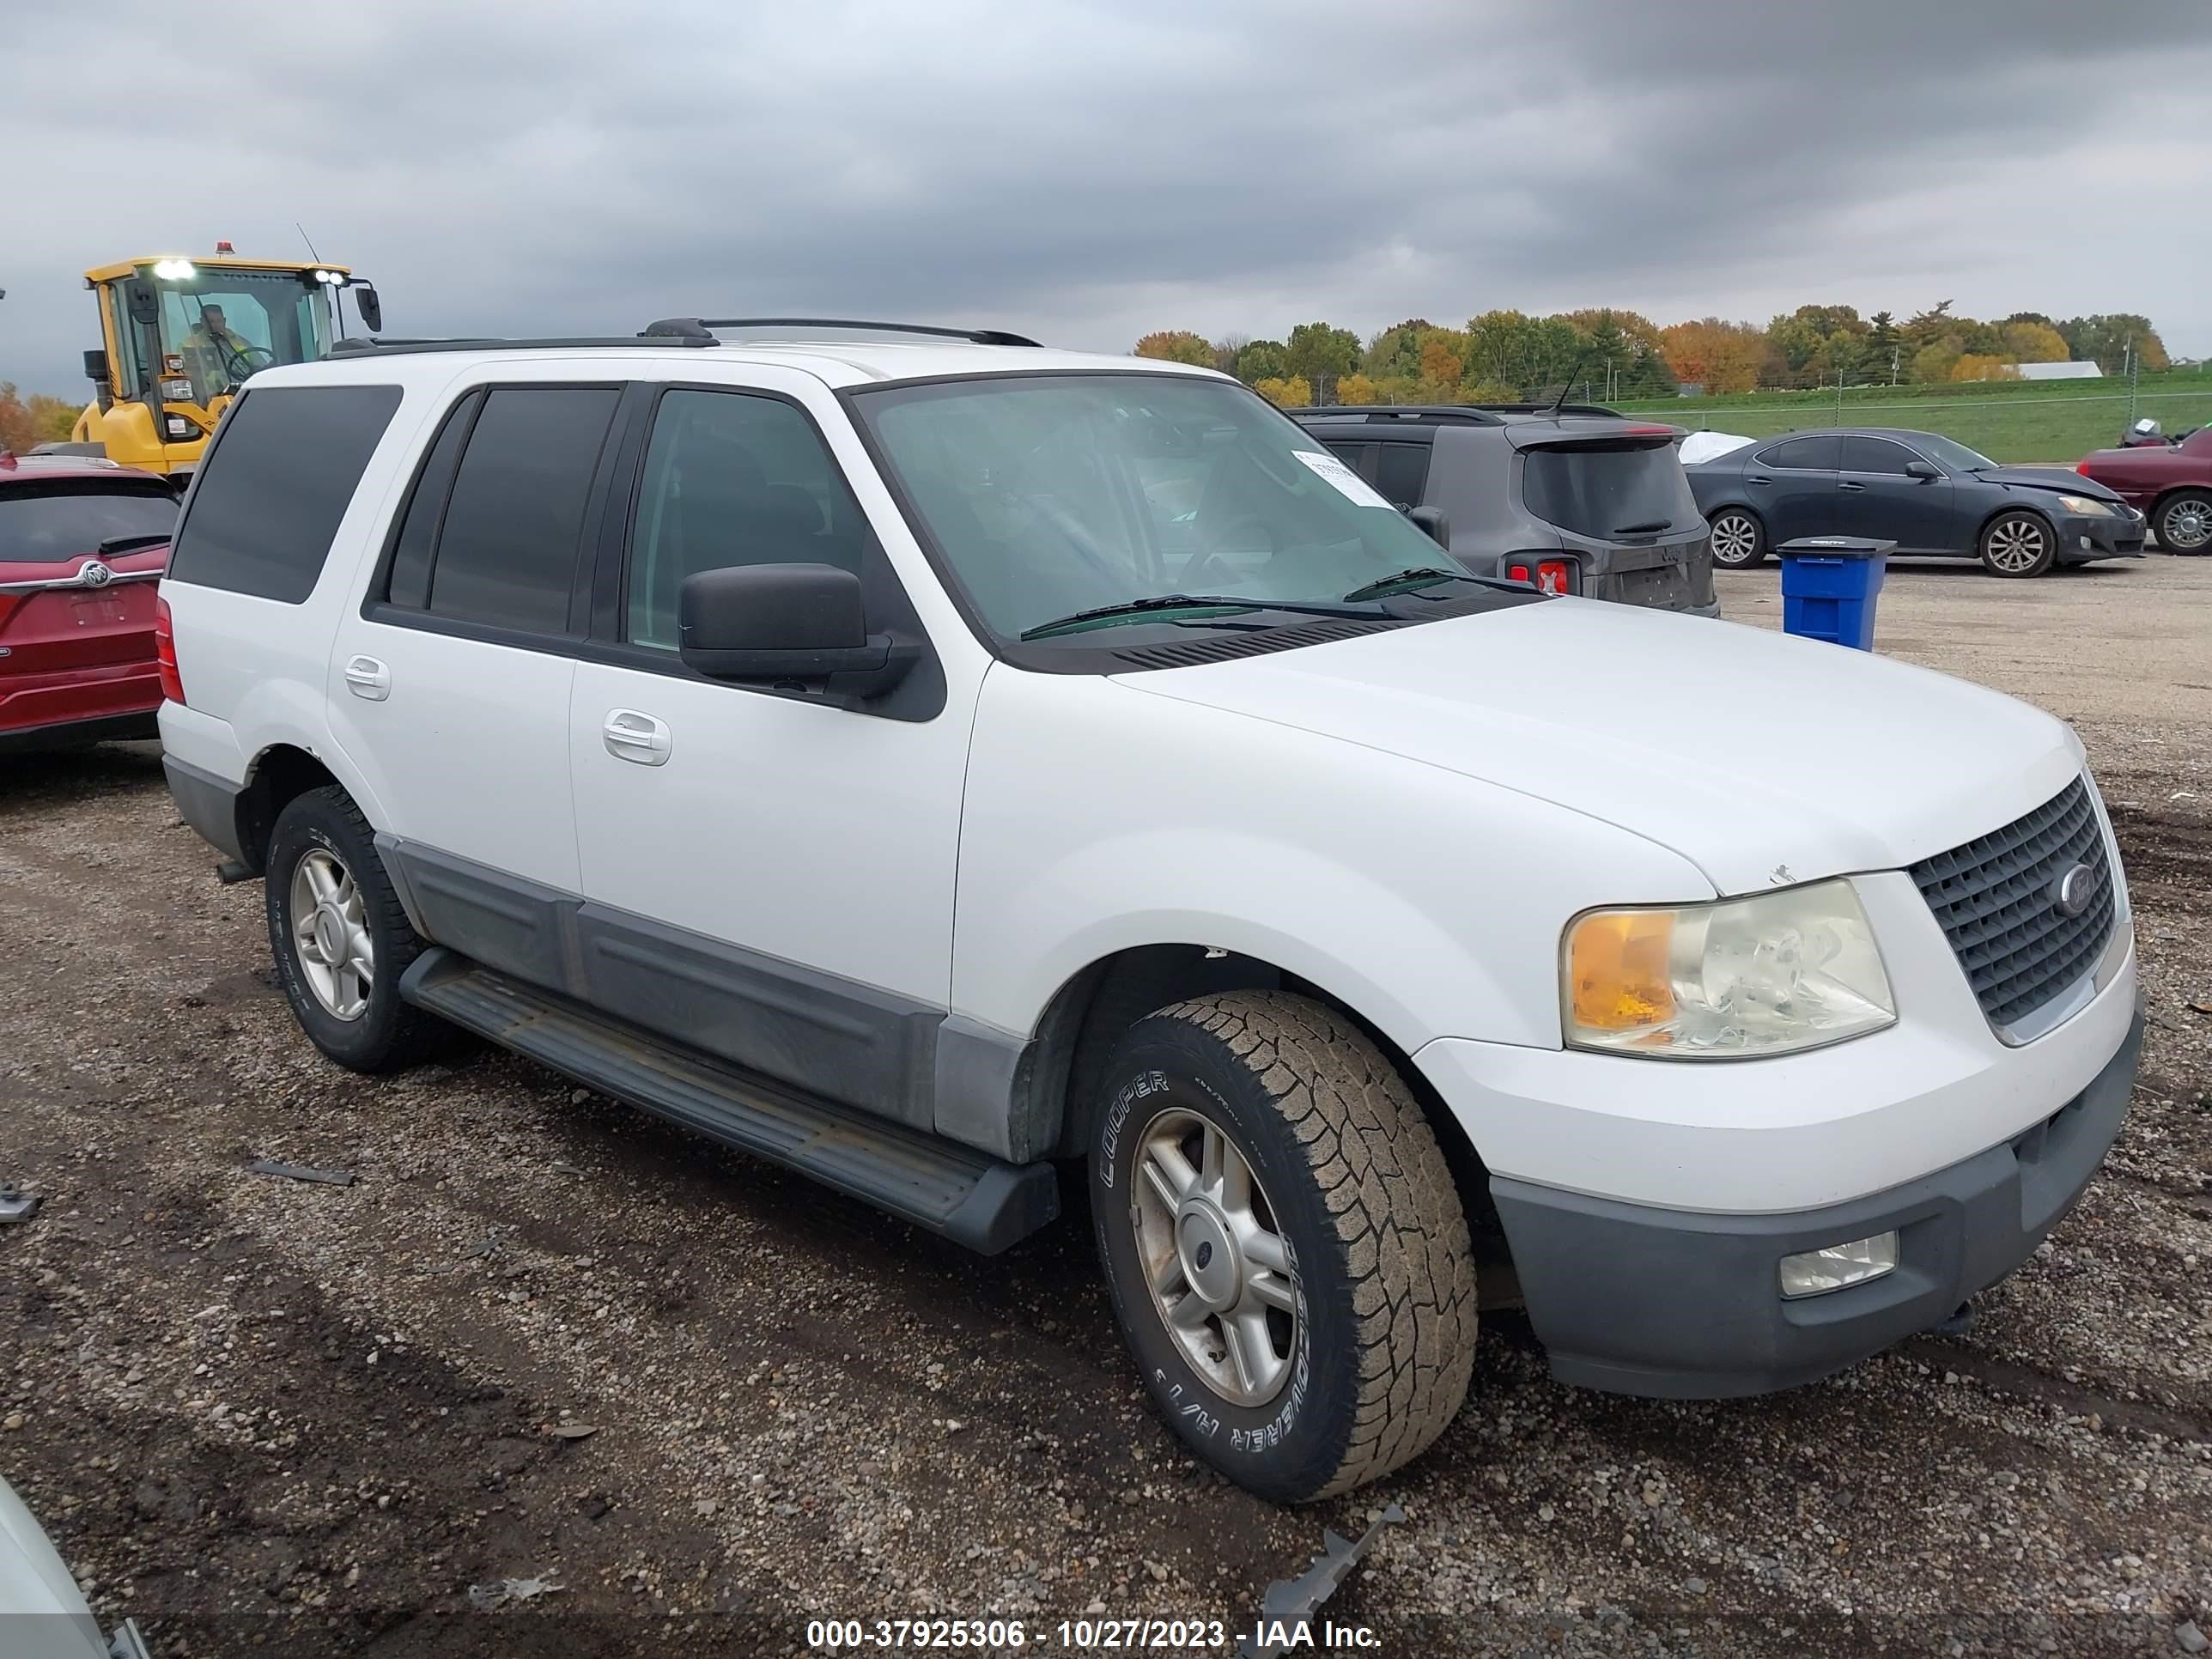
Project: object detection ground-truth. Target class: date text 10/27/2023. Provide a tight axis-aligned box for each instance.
[805,1616,1385,1650]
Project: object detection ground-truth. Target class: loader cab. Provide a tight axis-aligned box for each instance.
[74,251,383,479]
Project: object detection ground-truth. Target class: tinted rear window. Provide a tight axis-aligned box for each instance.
[0,483,177,563]
[1522,443,1700,540]
[167,386,402,603]
[1754,434,1841,471]
[423,386,618,634]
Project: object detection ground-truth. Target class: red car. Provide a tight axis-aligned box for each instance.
[2075,424,2212,555]
[0,452,178,752]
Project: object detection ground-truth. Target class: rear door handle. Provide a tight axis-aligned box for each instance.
[343,655,391,701]
[603,709,672,766]
[1747,475,1772,487]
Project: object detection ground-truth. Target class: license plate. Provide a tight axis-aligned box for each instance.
[70,594,127,627]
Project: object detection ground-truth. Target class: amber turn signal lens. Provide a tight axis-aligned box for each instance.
[1566,909,1675,1033]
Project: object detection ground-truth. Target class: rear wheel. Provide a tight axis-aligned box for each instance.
[2154,491,2212,554]
[265,786,450,1073]
[1707,507,1765,568]
[1091,992,1477,1504]
[1978,511,2055,577]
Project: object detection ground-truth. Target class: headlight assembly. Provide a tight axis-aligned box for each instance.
[1562,878,1896,1059]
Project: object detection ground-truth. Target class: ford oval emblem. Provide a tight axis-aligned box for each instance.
[2052,862,2097,918]
[79,560,113,588]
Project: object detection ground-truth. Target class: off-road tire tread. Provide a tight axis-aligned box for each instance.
[1142,992,1477,1498]
[267,786,447,1073]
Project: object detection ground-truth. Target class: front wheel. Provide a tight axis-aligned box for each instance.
[1707,507,1766,568]
[2154,491,2212,554]
[1978,511,2055,577]
[1091,993,1477,1504]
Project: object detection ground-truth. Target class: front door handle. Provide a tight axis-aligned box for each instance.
[1839,481,1867,491]
[603,709,672,766]
[343,655,391,701]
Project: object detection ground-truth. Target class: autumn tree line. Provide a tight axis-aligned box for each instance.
[1133,305,2174,408]
[0,384,82,455]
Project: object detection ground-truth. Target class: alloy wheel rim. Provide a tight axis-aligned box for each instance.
[1130,1105,1300,1407]
[289,848,373,1020]
[1988,520,2045,572]
[2167,502,2211,551]
[1711,514,1757,564]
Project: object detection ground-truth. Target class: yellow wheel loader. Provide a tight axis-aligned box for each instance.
[69,246,383,479]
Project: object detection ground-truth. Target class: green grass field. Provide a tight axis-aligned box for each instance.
[1612,369,2212,462]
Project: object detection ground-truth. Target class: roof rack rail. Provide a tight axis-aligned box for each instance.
[1291,405,1508,426]
[329,334,720,357]
[642,317,1042,347]
[1468,400,1621,418]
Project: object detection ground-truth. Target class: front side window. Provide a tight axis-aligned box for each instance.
[852,374,1449,641]
[420,386,619,634]
[1843,436,1917,475]
[627,390,868,650]
[1372,441,1432,509]
[166,386,401,603]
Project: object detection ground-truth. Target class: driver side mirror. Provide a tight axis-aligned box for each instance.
[350,283,383,334]
[125,281,161,326]
[1904,460,1941,481]
[1407,505,1451,549]
[678,563,915,702]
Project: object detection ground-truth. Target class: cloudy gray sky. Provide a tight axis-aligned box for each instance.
[4,0,2209,392]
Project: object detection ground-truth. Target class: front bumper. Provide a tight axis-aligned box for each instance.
[1490,1004,2142,1398]
[2054,508,2147,562]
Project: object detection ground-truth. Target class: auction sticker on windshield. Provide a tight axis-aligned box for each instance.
[1293,449,1395,510]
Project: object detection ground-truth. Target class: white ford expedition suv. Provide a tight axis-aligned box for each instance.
[157,320,2142,1504]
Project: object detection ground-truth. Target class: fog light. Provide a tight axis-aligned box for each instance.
[1778,1231,1898,1299]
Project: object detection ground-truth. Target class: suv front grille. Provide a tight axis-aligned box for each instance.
[1908,776,2116,1031]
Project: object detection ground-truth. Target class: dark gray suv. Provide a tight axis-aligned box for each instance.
[1293,404,1718,616]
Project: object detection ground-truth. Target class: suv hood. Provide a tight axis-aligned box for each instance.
[1117,600,2082,896]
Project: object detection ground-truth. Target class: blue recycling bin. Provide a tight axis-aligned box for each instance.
[1777,537,1893,651]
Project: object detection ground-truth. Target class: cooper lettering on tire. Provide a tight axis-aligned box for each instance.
[1090,992,1478,1503]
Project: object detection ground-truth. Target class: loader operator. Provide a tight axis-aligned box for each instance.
[182,305,261,398]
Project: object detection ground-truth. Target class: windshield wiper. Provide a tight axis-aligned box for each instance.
[97,533,173,556]
[1613,520,1673,535]
[1019,593,1383,641]
[1341,566,1461,601]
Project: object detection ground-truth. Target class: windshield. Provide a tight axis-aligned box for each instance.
[153,268,335,403]
[852,374,1456,640]
[1913,434,1996,472]
[1522,441,1701,539]
[0,483,177,563]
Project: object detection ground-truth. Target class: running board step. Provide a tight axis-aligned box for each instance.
[399,949,1059,1254]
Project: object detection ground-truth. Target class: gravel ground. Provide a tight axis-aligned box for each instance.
[3,554,2209,1659]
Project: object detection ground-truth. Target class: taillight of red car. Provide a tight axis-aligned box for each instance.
[155,594,185,704]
